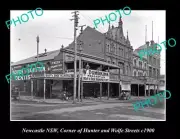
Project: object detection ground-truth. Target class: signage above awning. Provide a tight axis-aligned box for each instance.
[82,69,109,82]
[50,60,63,73]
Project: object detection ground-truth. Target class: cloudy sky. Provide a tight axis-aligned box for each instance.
[10,10,165,74]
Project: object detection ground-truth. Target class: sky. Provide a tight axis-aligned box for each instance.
[10,10,165,75]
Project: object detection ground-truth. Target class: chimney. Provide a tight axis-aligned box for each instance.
[44,48,47,53]
[61,45,64,49]
[146,41,150,46]
[150,40,154,46]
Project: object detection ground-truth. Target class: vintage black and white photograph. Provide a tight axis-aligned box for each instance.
[10,10,165,120]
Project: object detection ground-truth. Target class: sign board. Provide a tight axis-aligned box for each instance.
[50,60,63,73]
[64,53,79,62]
[82,69,109,82]
[15,75,31,80]
[45,73,73,78]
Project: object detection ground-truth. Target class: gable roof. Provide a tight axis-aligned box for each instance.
[65,26,104,51]
[11,50,60,66]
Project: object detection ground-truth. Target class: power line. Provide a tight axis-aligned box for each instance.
[22,31,73,40]
[79,13,107,33]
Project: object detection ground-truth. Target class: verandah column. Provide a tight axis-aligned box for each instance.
[31,79,33,98]
[99,65,102,100]
[144,84,146,97]
[44,79,46,100]
[118,68,121,99]
[148,84,150,96]
[154,84,156,95]
[137,84,139,98]
[157,84,159,93]
[100,82,102,100]
[107,66,110,100]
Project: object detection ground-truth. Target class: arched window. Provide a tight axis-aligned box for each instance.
[134,71,136,76]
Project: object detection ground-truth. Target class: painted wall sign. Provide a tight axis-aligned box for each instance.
[50,60,63,73]
[6,61,44,83]
[82,69,109,82]
[15,75,31,80]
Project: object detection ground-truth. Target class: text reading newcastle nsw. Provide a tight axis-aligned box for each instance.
[5,8,43,29]
[93,6,131,29]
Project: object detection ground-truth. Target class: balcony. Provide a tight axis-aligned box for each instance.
[109,73,119,81]
[133,76,148,81]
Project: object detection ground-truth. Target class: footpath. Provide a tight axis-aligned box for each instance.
[12,96,147,105]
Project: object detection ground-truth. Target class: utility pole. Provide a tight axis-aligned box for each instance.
[36,35,39,62]
[77,25,86,102]
[36,35,39,98]
[70,11,79,103]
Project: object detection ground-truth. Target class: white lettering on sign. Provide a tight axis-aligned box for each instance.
[51,64,62,69]
[45,74,73,78]
[82,69,109,82]
[51,61,62,65]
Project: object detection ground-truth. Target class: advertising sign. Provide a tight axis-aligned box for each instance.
[50,60,63,73]
[45,74,73,78]
[82,69,109,82]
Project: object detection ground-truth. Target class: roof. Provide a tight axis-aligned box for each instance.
[137,44,148,50]
[11,50,60,66]
[65,26,103,51]
[133,48,147,60]
[63,48,105,61]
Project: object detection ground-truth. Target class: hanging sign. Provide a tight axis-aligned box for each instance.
[82,69,109,82]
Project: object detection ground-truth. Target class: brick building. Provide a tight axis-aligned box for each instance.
[131,40,161,97]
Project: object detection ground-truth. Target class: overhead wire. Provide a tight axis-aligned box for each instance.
[15,30,74,40]
[79,12,107,33]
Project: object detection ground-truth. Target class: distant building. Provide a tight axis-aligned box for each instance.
[159,75,165,91]
[131,40,161,97]
[131,49,148,96]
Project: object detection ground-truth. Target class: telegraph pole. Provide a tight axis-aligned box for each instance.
[70,11,79,103]
[36,35,39,62]
[77,25,86,102]
[36,35,40,98]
